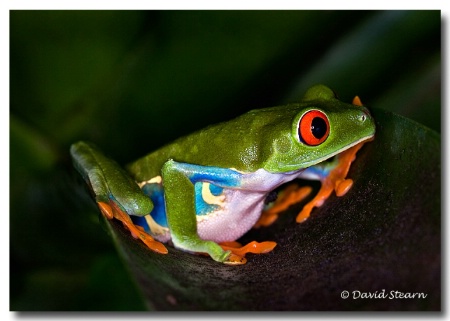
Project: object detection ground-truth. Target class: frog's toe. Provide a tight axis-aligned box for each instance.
[144,239,169,254]
[97,201,114,219]
[220,240,277,257]
[254,211,279,228]
[223,253,247,265]
[296,209,311,223]
[335,178,353,197]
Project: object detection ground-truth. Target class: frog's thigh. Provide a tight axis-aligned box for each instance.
[161,160,230,263]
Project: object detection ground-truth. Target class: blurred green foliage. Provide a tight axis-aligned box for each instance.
[10,10,440,310]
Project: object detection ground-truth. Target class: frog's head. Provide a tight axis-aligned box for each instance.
[262,84,376,173]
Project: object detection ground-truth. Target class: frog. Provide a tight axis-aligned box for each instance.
[70,84,375,265]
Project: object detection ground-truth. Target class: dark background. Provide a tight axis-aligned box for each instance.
[10,10,440,310]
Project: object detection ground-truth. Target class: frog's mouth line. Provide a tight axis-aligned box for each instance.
[294,134,375,170]
[324,134,375,162]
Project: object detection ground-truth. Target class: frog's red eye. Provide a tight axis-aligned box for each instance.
[298,110,330,146]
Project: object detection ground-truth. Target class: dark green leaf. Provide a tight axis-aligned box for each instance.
[103,108,440,311]
[10,10,440,311]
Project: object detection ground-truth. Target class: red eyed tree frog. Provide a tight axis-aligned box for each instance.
[70,85,375,265]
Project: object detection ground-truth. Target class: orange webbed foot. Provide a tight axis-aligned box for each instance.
[255,185,312,228]
[97,201,168,254]
[220,240,277,264]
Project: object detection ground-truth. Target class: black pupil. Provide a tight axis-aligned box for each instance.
[311,117,327,139]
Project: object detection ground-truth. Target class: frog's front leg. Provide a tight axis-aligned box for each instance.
[256,140,369,227]
[295,140,367,223]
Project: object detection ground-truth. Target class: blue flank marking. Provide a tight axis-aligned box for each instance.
[195,182,220,215]
[178,163,242,188]
[131,163,242,230]
[302,164,331,179]
[209,184,223,196]
[180,163,239,216]
[131,215,150,233]
[134,183,168,229]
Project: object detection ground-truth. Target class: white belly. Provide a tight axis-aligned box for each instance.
[195,167,305,243]
[196,190,267,242]
[148,167,305,244]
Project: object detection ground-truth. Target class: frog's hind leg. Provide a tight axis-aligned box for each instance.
[254,184,313,228]
[98,200,168,254]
